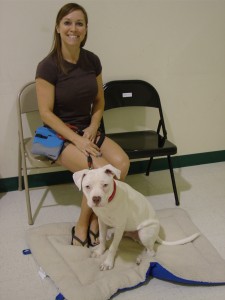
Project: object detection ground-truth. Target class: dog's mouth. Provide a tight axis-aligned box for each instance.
[91,202,105,208]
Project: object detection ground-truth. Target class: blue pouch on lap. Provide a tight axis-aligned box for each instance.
[31,126,64,161]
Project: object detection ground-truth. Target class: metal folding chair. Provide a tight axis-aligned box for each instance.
[17,81,60,224]
[103,80,179,205]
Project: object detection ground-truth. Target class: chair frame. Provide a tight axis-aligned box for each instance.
[17,81,59,225]
[103,79,179,206]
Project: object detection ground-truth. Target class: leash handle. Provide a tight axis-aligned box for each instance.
[87,154,93,169]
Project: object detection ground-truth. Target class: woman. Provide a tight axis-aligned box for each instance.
[36,3,130,247]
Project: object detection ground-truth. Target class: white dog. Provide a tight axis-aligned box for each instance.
[73,164,200,271]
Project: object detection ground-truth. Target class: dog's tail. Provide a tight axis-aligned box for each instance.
[156,232,200,246]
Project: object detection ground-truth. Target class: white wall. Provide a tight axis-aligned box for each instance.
[1,0,225,178]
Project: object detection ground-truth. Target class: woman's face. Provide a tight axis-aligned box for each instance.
[57,9,87,48]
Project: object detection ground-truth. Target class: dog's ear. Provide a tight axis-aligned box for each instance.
[103,164,121,180]
[73,169,89,190]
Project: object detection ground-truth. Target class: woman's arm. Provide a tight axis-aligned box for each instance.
[36,78,100,156]
[83,73,105,141]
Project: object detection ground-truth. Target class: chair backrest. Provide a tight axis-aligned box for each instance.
[103,80,167,138]
[17,81,42,143]
[18,81,38,114]
[104,80,161,110]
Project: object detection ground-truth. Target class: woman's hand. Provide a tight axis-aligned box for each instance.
[82,124,98,142]
[75,134,101,157]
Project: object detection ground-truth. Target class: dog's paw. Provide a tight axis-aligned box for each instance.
[99,253,115,271]
[100,259,114,271]
[91,244,105,258]
[136,249,156,265]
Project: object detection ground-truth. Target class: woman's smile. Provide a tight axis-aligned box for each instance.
[57,10,87,47]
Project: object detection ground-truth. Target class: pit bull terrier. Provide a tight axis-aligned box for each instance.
[73,164,200,271]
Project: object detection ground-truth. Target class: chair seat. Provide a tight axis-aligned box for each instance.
[106,131,177,159]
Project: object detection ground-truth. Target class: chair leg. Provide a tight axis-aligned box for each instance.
[167,156,179,206]
[146,157,153,176]
[18,143,23,191]
[21,156,33,225]
[23,171,34,225]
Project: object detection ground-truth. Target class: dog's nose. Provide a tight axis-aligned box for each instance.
[92,196,101,205]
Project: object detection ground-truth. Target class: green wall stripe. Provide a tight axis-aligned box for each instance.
[1,150,225,193]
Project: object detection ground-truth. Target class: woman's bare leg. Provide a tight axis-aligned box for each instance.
[57,144,94,246]
[89,213,99,246]
[56,137,130,246]
[73,194,92,246]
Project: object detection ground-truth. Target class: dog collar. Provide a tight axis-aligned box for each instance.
[108,180,117,202]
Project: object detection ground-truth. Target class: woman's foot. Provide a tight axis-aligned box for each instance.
[71,224,89,247]
[89,214,99,247]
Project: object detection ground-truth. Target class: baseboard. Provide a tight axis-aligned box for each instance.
[1,150,225,193]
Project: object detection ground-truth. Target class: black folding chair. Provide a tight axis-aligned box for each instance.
[103,80,179,205]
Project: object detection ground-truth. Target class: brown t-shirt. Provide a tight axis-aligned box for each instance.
[36,48,102,128]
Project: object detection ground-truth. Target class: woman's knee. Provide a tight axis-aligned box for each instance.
[115,154,130,181]
[104,139,130,175]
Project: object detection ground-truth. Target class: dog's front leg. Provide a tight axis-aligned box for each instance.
[91,219,107,258]
[100,227,124,271]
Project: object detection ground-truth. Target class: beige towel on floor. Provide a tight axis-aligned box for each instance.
[26,208,225,300]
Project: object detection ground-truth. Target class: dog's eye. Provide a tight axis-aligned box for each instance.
[85,185,90,190]
[103,184,108,188]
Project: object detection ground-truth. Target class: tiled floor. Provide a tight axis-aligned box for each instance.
[0,162,225,299]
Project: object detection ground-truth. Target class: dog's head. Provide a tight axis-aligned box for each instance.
[73,164,121,208]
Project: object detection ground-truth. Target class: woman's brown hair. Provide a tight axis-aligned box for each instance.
[49,3,88,73]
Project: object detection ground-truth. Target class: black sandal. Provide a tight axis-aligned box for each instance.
[89,229,99,247]
[71,226,89,247]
